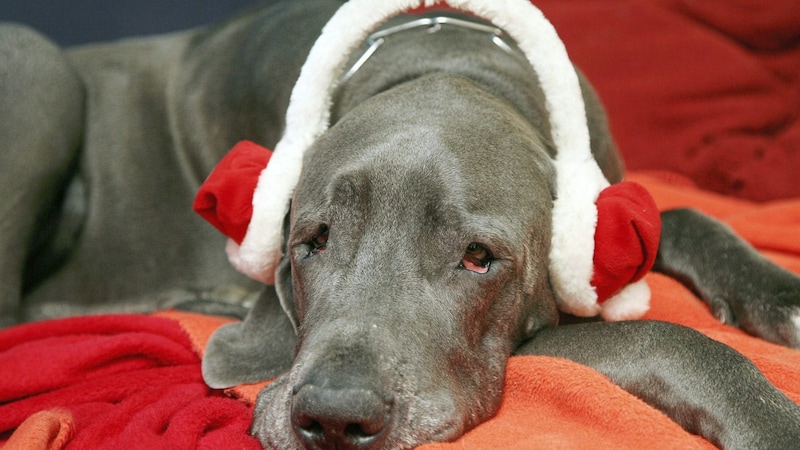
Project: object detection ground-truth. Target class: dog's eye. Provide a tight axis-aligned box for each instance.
[308,225,329,256]
[460,243,492,274]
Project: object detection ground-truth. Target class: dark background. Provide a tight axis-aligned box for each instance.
[0,0,261,47]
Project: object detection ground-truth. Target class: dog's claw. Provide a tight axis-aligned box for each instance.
[709,296,735,326]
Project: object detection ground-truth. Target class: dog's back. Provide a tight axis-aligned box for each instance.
[4,1,343,321]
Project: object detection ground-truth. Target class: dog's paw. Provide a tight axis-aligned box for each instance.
[657,209,800,349]
[709,268,800,349]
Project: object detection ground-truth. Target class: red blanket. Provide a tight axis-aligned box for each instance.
[536,0,800,201]
[2,172,800,449]
[0,314,260,450]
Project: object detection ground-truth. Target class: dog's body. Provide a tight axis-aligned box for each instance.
[3,1,800,448]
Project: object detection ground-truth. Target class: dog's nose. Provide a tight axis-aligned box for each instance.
[291,383,392,449]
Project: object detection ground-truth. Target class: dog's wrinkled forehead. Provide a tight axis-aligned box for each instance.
[296,73,556,220]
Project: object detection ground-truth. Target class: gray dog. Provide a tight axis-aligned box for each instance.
[3,0,800,449]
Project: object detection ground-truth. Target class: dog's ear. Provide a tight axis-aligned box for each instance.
[275,210,299,331]
[202,286,296,389]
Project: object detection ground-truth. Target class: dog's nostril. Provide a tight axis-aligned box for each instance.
[292,384,392,448]
[345,422,380,440]
[296,417,324,436]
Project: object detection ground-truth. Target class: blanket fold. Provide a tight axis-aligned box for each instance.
[0,315,261,450]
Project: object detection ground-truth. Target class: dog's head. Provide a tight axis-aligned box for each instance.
[233,73,559,449]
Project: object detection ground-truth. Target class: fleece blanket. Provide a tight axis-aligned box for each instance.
[535,0,800,202]
[2,172,800,449]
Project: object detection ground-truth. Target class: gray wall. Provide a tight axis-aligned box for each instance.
[0,0,260,46]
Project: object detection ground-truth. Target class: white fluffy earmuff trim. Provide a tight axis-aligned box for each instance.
[599,279,651,322]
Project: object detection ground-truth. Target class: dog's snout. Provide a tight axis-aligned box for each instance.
[292,383,392,449]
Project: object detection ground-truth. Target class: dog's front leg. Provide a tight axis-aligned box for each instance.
[517,321,800,449]
[654,208,800,348]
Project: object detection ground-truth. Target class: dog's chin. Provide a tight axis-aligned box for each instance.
[252,373,483,450]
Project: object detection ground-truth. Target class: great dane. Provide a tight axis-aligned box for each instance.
[2,0,800,449]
